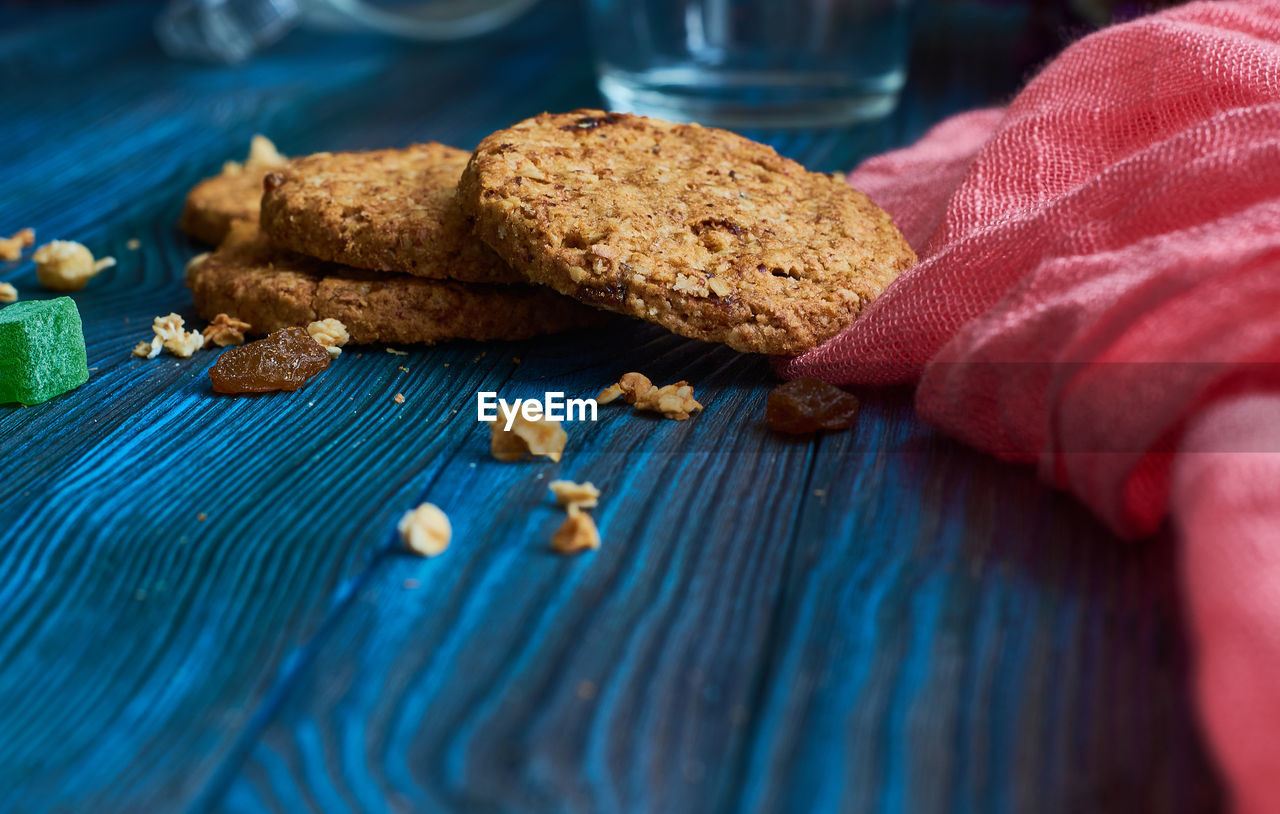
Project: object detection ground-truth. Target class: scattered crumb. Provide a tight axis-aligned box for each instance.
[442,362,450,367]
[398,502,451,557]
[403,579,420,589]
[0,228,34,261]
[576,680,597,700]
[813,488,826,497]
[126,238,141,250]
[597,372,703,420]
[512,357,521,364]
[552,505,600,553]
[398,366,409,373]
[307,318,349,358]
[473,351,486,363]
[152,312,205,357]
[202,312,251,347]
[0,282,16,303]
[489,414,568,462]
[394,392,405,405]
[132,337,161,359]
[549,480,600,509]
[386,348,407,356]
[596,383,625,405]
[33,240,115,291]
[197,512,207,522]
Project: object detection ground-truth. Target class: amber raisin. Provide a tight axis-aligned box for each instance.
[766,378,860,434]
[209,327,331,394]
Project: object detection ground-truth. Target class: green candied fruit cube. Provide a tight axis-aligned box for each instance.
[0,296,90,405]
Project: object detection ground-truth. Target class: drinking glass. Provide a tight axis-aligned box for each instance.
[586,0,913,128]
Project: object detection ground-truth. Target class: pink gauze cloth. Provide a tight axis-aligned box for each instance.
[779,0,1280,810]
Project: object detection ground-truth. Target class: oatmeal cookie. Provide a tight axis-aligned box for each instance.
[186,223,601,345]
[259,143,521,284]
[458,110,915,355]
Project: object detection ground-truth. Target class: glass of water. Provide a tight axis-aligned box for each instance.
[586,0,913,128]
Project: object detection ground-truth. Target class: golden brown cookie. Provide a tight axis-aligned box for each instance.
[259,143,522,284]
[180,135,288,245]
[186,223,601,345]
[458,110,916,356]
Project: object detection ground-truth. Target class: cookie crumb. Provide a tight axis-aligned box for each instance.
[126,238,141,251]
[398,502,451,557]
[576,680,597,700]
[132,337,161,359]
[202,312,251,347]
[33,240,115,292]
[0,228,34,261]
[398,366,409,373]
[552,505,600,553]
[152,313,205,358]
[306,318,349,358]
[490,414,568,462]
[549,479,600,509]
[197,512,207,522]
[598,372,703,420]
[394,392,405,404]
[386,348,407,356]
[0,282,17,303]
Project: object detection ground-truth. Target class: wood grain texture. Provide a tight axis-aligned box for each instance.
[0,2,1221,813]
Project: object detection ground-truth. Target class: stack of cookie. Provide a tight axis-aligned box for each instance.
[183,112,916,355]
[182,142,601,346]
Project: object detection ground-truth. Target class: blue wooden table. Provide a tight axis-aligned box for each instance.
[0,2,1223,812]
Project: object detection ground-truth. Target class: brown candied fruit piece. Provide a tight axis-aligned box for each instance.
[766,378,860,434]
[209,327,331,394]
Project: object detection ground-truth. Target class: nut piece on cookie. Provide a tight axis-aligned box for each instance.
[598,372,703,420]
[33,241,115,292]
[549,479,600,509]
[551,505,600,554]
[398,502,451,557]
[306,318,350,358]
[203,313,252,347]
[0,282,17,303]
[489,414,568,462]
[0,228,34,261]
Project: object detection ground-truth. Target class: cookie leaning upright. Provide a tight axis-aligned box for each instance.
[458,110,916,356]
[259,143,522,284]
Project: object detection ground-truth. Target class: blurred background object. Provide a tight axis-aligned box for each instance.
[585,0,914,128]
[156,0,540,63]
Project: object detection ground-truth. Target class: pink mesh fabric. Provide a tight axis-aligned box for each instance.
[779,1,1280,808]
